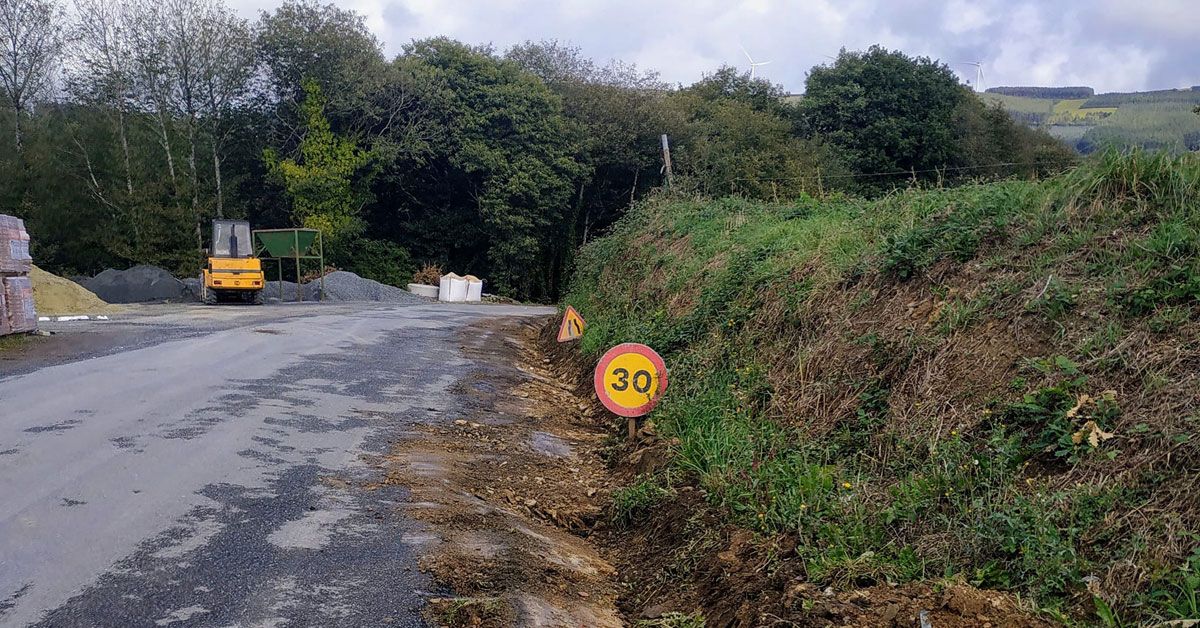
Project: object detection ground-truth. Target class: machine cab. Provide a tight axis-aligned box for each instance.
[211,220,253,259]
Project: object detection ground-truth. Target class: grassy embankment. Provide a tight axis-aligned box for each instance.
[566,151,1200,624]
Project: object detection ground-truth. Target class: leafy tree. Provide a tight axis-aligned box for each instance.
[506,40,671,242]
[801,46,967,189]
[256,0,387,130]
[666,87,841,199]
[264,79,371,243]
[801,46,1073,190]
[684,66,797,122]
[379,38,584,299]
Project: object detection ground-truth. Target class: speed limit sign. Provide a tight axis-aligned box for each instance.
[593,343,668,418]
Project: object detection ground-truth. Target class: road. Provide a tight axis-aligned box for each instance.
[0,302,552,627]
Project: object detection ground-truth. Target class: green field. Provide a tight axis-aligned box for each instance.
[982,87,1200,153]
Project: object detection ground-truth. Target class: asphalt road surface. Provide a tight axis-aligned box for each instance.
[0,302,552,627]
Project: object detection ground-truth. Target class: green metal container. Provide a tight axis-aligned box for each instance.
[252,228,324,302]
[254,229,319,258]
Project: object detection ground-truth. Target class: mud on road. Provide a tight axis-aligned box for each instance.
[372,317,620,627]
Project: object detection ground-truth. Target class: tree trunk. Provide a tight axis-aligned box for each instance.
[186,115,202,254]
[154,110,178,192]
[117,108,134,196]
[12,104,21,152]
[211,142,223,218]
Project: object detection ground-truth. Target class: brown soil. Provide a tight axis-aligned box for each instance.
[371,317,620,627]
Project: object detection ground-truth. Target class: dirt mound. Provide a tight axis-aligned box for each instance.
[309,271,427,303]
[30,266,121,315]
[79,265,185,304]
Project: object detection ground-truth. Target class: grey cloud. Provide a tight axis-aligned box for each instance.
[234,0,1200,93]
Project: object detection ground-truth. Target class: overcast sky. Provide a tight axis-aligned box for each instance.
[231,0,1199,94]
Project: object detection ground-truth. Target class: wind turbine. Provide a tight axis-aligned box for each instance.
[959,61,985,92]
[740,45,771,78]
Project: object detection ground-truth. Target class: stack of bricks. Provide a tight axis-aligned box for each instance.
[0,214,36,335]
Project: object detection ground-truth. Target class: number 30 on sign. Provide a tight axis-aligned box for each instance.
[593,343,668,417]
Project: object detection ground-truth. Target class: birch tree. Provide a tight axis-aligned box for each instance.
[69,0,135,195]
[194,2,253,218]
[0,0,66,151]
[126,0,178,192]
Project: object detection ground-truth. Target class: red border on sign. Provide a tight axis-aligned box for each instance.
[557,305,585,342]
[593,343,669,417]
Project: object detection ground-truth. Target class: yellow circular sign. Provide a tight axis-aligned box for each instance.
[593,343,668,417]
[602,352,661,409]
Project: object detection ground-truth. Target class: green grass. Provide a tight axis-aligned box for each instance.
[611,476,674,527]
[0,333,31,353]
[1082,103,1200,153]
[980,93,1054,116]
[568,150,1200,622]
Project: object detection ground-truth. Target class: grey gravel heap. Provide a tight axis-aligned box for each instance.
[308,271,427,304]
[79,265,185,303]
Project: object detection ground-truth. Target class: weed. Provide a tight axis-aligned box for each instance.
[411,263,443,285]
[611,476,673,528]
[1028,276,1078,320]
[635,611,706,628]
[0,333,31,353]
[1149,545,1200,619]
[434,596,509,626]
[936,292,992,334]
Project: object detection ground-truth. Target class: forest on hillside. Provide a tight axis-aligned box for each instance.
[0,0,1075,300]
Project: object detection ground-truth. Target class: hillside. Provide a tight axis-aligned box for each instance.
[564,151,1200,625]
[982,86,1200,153]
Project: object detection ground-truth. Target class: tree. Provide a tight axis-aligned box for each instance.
[256,0,386,132]
[385,38,584,299]
[685,66,795,120]
[0,0,66,151]
[265,79,371,243]
[126,0,181,192]
[193,2,254,218]
[800,46,967,189]
[506,40,671,242]
[68,0,136,197]
[142,0,254,253]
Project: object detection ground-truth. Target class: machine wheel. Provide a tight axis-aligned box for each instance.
[251,290,265,306]
[202,289,218,305]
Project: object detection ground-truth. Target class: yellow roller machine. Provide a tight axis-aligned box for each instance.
[201,219,265,305]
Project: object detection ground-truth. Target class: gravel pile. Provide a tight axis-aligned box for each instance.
[181,277,201,301]
[78,267,425,305]
[309,271,427,304]
[264,280,303,302]
[80,265,185,303]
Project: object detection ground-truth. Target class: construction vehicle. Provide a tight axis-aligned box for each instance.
[201,219,265,305]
